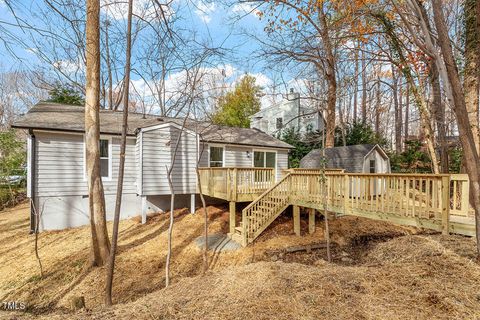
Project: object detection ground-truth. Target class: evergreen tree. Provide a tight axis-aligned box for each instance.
[48,83,85,105]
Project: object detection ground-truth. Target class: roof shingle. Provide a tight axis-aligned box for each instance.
[12,102,293,149]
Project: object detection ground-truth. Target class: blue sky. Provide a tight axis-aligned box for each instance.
[0,0,309,111]
[0,1,272,80]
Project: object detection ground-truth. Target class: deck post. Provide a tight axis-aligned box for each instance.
[343,174,349,215]
[141,196,147,224]
[232,168,238,202]
[308,208,315,234]
[190,194,196,214]
[441,175,450,235]
[229,201,236,234]
[293,205,301,236]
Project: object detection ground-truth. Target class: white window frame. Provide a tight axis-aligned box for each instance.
[208,144,225,168]
[83,135,113,181]
[252,149,277,170]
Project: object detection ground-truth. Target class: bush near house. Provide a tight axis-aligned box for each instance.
[0,130,26,209]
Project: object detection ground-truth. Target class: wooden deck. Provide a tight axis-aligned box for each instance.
[198,167,276,202]
[198,168,476,246]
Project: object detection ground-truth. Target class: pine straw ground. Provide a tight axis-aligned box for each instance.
[1,202,480,319]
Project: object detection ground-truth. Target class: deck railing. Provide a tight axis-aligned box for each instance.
[240,171,475,245]
[198,167,275,201]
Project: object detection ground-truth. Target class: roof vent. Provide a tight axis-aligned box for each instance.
[157,118,164,122]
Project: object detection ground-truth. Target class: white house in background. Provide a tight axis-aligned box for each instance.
[250,89,325,136]
[12,102,293,231]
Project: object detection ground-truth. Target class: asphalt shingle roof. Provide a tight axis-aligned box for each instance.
[12,102,293,149]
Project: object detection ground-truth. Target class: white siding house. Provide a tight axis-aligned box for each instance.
[13,102,293,231]
[250,89,325,136]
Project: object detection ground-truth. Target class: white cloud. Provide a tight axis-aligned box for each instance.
[52,59,85,74]
[231,3,260,17]
[127,65,281,115]
[195,1,215,24]
[248,72,272,88]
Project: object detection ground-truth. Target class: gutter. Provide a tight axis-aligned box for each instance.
[11,125,136,137]
[29,129,36,234]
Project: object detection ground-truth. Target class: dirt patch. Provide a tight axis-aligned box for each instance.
[9,233,480,319]
[1,203,478,319]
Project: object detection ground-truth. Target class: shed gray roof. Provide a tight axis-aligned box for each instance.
[12,102,293,149]
[300,144,387,172]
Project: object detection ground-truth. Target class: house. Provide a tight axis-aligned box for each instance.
[300,144,390,173]
[12,102,293,231]
[250,89,325,136]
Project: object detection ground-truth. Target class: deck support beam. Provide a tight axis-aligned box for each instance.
[308,208,315,234]
[441,176,450,235]
[293,205,300,236]
[190,194,196,214]
[141,196,147,224]
[229,201,236,234]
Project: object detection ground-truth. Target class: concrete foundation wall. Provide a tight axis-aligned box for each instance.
[36,193,141,231]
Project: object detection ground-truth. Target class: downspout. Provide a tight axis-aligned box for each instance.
[29,129,36,234]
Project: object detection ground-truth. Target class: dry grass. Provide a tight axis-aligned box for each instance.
[0,202,479,319]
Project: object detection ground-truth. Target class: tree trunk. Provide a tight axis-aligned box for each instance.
[376,14,440,173]
[105,0,133,306]
[404,82,409,149]
[464,0,480,154]
[392,66,402,153]
[353,42,359,123]
[431,0,480,256]
[361,47,367,123]
[430,61,449,173]
[318,7,336,148]
[375,78,380,134]
[104,19,113,111]
[85,0,110,267]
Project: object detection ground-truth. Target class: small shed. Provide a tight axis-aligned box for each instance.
[300,144,390,173]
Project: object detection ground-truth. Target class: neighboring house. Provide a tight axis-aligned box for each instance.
[300,144,391,173]
[250,89,325,136]
[12,102,293,231]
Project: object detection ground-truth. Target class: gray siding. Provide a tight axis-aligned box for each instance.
[34,131,137,197]
[277,150,289,180]
[225,145,253,167]
[198,143,209,167]
[141,126,172,195]
[169,127,198,194]
[141,125,198,195]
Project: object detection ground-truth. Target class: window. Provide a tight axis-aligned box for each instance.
[369,160,376,173]
[99,139,110,177]
[253,151,276,168]
[84,138,111,180]
[209,146,224,167]
[276,117,283,129]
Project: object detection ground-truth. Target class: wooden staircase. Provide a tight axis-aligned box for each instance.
[233,174,292,246]
[229,172,476,247]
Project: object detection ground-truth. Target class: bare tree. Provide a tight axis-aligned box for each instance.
[430,0,480,254]
[85,0,110,266]
[105,0,134,306]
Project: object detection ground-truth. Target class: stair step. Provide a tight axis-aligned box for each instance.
[234,226,243,235]
[230,233,244,245]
